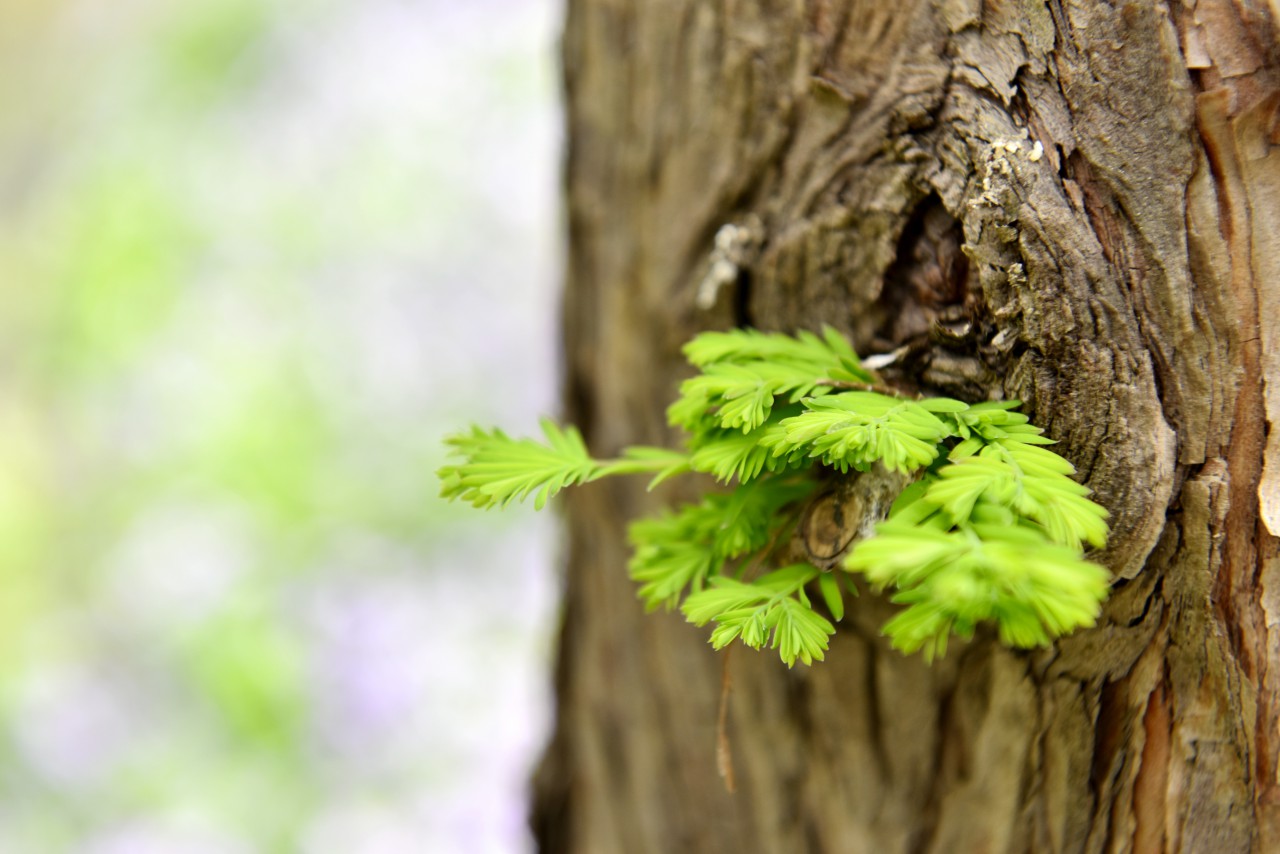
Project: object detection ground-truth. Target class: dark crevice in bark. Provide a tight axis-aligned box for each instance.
[802,815,825,854]
[875,193,969,347]
[1127,575,1164,628]
[911,676,958,854]
[732,263,755,328]
[1089,675,1128,792]
[863,640,890,781]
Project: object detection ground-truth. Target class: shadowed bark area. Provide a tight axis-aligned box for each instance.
[532,2,1280,851]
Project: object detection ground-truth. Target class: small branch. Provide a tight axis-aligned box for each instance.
[717,646,736,794]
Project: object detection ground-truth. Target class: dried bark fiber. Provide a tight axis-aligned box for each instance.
[533,2,1280,852]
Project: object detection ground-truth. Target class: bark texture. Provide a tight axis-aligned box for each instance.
[532,2,1280,851]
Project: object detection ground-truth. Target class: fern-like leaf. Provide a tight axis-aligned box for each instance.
[845,520,1109,660]
[669,326,874,434]
[628,476,815,610]
[765,392,951,473]
[681,564,832,666]
[439,423,693,511]
[688,407,808,483]
[437,419,600,510]
[627,521,718,612]
[682,326,869,380]
[441,325,1114,666]
[927,441,1109,549]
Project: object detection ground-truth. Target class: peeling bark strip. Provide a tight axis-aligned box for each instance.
[533,2,1280,852]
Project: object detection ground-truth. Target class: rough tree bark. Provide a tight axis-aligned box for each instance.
[531,2,1280,852]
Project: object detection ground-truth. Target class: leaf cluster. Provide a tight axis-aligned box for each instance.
[628,474,814,612]
[438,418,688,510]
[668,327,872,433]
[843,402,1110,658]
[438,326,1112,666]
[681,564,836,666]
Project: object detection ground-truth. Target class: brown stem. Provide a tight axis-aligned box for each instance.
[717,645,736,794]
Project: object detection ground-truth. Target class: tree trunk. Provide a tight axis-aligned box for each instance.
[531,2,1280,851]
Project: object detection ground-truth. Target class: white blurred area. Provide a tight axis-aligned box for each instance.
[0,1,562,851]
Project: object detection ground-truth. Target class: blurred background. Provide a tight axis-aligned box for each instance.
[0,0,561,851]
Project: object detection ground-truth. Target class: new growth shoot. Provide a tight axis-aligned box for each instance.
[439,327,1110,666]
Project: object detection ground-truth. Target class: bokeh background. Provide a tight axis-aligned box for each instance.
[0,1,560,851]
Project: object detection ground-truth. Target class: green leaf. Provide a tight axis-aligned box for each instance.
[627,476,815,610]
[771,392,950,473]
[437,419,600,510]
[682,564,831,666]
[844,522,966,589]
[681,577,770,626]
[441,327,1115,665]
[918,397,970,413]
[674,362,823,432]
[683,326,870,377]
[948,437,984,460]
[885,479,943,526]
[666,390,716,435]
[670,326,873,433]
[818,572,844,621]
[937,399,1024,439]
[772,598,834,666]
[704,476,815,558]
[880,595,954,661]
[691,428,779,483]
[926,455,1018,521]
[919,440,1109,549]
[847,522,1109,659]
[688,410,809,483]
[628,532,717,612]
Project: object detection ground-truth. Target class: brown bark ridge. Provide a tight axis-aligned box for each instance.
[531,2,1280,852]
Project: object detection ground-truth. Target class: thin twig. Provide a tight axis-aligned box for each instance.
[717,645,736,794]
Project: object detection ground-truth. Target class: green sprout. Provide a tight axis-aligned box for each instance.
[438,327,1110,666]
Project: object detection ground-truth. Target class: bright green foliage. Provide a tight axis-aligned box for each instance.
[438,420,598,510]
[761,392,951,474]
[847,522,1109,661]
[928,441,1109,550]
[629,475,815,610]
[687,406,808,483]
[438,419,687,510]
[682,564,833,666]
[669,327,873,433]
[439,326,1113,666]
[844,415,1111,659]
